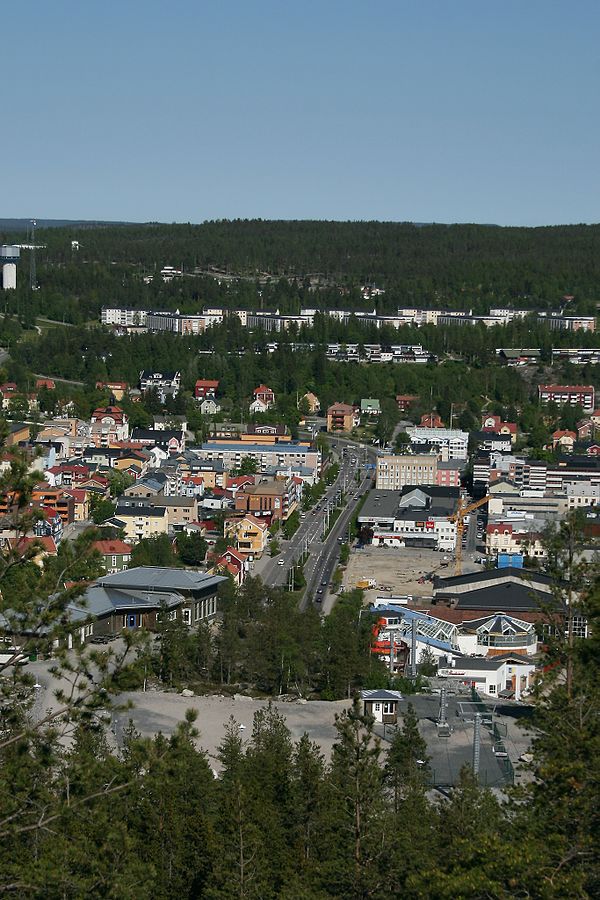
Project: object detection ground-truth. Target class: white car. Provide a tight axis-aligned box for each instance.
[277,559,285,566]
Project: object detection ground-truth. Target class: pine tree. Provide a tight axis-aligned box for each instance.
[322,697,391,898]
[384,702,430,813]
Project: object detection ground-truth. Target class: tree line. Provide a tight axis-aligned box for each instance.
[2,219,600,327]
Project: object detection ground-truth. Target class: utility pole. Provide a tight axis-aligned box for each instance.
[472,713,481,780]
[410,619,418,678]
[437,686,447,726]
[29,219,38,291]
[388,630,395,674]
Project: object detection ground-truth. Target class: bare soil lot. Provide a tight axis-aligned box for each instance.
[114,692,349,769]
[342,544,483,604]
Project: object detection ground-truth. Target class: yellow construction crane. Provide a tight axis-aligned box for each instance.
[448,495,491,577]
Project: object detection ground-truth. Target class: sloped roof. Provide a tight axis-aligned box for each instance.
[361,689,403,701]
[98,566,225,593]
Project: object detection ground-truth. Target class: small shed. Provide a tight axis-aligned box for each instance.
[361,689,403,724]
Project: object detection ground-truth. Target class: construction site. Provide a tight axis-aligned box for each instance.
[342,545,484,602]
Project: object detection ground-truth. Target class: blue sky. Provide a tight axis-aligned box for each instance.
[3,0,599,225]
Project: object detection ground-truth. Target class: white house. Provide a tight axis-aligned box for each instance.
[437,654,536,699]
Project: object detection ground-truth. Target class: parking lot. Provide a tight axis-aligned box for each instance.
[342,544,484,603]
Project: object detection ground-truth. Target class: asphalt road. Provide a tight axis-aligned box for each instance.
[255,436,378,614]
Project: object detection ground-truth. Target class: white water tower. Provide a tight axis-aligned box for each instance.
[1,246,20,290]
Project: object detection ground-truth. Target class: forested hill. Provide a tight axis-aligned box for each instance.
[3,219,600,314]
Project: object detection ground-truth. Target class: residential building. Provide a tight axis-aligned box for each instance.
[194,379,220,401]
[61,488,90,522]
[360,398,381,417]
[327,402,358,433]
[195,441,320,479]
[565,481,600,510]
[552,430,576,452]
[32,506,63,545]
[437,460,463,487]
[406,427,469,460]
[420,413,444,428]
[124,472,167,498]
[130,429,186,455]
[117,495,199,531]
[225,514,268,556]
[252,384,275,408]
[301,392,320,413]
[396,394,419,412]
[485,522,546,560]
[472,431,513,454]
[199,398,221,415]
[110,503,169,542]
[101,308,148,327]
[538,384,595,411]
[552,348,600,365]
[481,415,517,444]
[234,477,300,521]
[90,406,130,447]
[95,381,129,401]
[152,415,188,432]
[139,370,181,403]
[31,486,75,525]
[92,539,133,574]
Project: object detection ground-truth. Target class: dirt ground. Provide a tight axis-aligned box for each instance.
[113,692,350,771]
[342,544,483,604]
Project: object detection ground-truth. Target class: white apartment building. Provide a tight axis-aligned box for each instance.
[407,427,469,460]
[565,481,600,509]
[101,308,148,327]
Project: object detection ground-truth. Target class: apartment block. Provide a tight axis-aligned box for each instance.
[538,384,595,411]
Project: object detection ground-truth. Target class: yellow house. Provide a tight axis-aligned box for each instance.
[62,488,90,522]
[226,514,268,557]
[113,505,169,542]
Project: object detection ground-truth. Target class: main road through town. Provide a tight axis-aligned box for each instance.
[254,436,378,614]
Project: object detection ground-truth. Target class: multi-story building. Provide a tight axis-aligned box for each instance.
[406,427,469,460]
[145,311,207,334]
[101,308,147,327]
[139,371,181,403]
[225,514,269,556]
[252,384,275,408]
[111,503,169,542]
[565,481,600,510]
[117,495,198,532]
[92,539,133,574]
[327,402,359,433]
[90,406,129,447]
[376,454,438,490]
[195,441,320,479]
[234,477,301,522]
[194,379,219,401]
[396,394,419,412]
[485,522,546,561]
[543,314,596,332]
[358,486,459,552]
[31,486,75,525]
[538,384,595,411]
